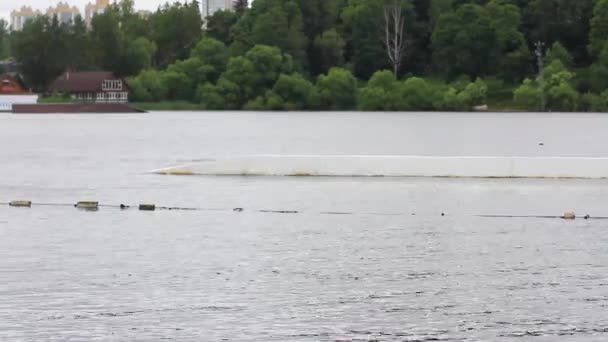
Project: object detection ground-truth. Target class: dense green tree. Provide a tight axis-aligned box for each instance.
[250,73,320,110]
[523,0,594,64]
[542,60,578,111]
[432,2,529,80]
[115,37,156,76]
[587,45,608,93]
[90,7,123,71]
[545,41,573,67]
[395,77,437,110]
[8,0,608,111]
[150,1,202,66]
[128,69,168,102]
[0,19,9,59]
[588,0,608,58]
[358,70,399,110]
[341,0,388,79]
[162,70,194,101]
[234,0,250,16]
[197,82,227,109]
[316,67,358,110]
[11,17,67,90]
[205,10,238,45]
[513,79,541,111]
[311,29,346,74]
[231,0,308,66]
[190,37,229,81]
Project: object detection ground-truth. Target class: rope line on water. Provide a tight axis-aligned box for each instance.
[0,200,601,220]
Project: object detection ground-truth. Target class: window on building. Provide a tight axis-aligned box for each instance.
[102,80,122,91]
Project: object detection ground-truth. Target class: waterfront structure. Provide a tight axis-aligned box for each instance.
[46,2,81,25]
[49,71,129,103]
[84,0,109,26]
[10,6,41,31]
[201,0,235,17]
[0,74,38,112]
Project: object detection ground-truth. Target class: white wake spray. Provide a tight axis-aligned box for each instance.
[150,155,608,179]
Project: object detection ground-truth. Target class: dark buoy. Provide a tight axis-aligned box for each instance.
[139,204,156,211]
[441,213,445,216]
[233,208,244,212]
[584,214,591,220]
[120,204,129,210]
[75,201,99,211]
[9,200,32,208]
[539,142,544,146]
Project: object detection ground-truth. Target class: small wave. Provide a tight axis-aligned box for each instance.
[151,155,608,179]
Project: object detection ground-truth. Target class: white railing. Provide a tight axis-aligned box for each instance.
[0,103,12,112]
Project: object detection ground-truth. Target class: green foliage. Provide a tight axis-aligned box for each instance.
[545,41,573,67]
[514,60,580,111]
[460,77,488,106]
[436,87,469,111]
[150,1,203,65]
[10,0,608,111]
[311,29,346,75]
[432,1,529,80]
[586,45,608,93]
[252,73,320,110]
[197,83,227,109]
[231,0,308,66]
[205,10,238,45]
[11,17,67,90]
[523,0,594,64]
[359,70,398,111]
[0,19,8,59]
[39,93,72,103]
[341,0,388,79]
[580,91,608,112]
[513,79,540,110]
[396,77,437,111]
[127,69,168,102]
[316,68,358,110]
[588,0,608,58]
[547,81,578,111]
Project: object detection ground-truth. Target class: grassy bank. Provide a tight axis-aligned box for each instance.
[131,101,208,111]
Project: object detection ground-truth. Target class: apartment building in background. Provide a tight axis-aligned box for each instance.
[10,0,109,30]
[85,0,109,26]
[201,0,235,18]
[10,6,41,31]
[46,2,81,25]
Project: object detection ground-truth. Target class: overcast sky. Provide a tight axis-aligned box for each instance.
[1,0,175,23]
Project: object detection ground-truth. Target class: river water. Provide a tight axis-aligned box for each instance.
[1,112,607,341]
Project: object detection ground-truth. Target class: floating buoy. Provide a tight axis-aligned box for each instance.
[233,208,244,212]
[120,204,129,210]
[562,212,576,220]
[9,200,32,208]
[75,201,99,210]
[584,214,591,220]
[138,204,156,211]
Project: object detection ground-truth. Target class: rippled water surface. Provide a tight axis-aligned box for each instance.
[1,112,608,341]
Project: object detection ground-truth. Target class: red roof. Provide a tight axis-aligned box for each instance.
[48,71,122,93]
[0,74,31,94]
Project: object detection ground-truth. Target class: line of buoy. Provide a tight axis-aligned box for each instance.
[1,201,603,220]
[477,212,599,220]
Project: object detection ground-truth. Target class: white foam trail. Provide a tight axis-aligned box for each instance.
[150,155,608,179]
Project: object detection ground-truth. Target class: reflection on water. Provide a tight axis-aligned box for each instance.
[0,112,607,341]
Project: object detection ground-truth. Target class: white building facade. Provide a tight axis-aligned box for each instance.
[201,0,235,17]
[10,7,41,31]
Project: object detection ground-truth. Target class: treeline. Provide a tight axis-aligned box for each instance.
[3,0,608,111]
